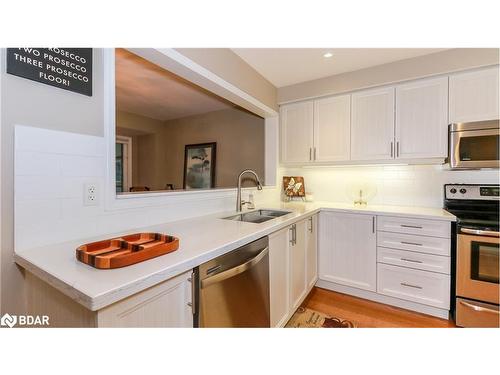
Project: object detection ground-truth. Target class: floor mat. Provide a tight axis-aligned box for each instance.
[285,306,356,328]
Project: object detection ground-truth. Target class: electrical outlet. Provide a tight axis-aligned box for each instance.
[84,183,99,206]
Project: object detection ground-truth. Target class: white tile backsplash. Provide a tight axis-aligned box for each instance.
[279,164,499,207]
[15,151,60,176]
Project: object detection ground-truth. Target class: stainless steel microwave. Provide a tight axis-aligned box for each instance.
[449,120,500,169]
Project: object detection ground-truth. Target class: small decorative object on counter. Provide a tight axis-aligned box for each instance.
[76,233,179,269]
[283,176,306,202]
[353,189,367,205]
[305,192,314,202]
[347,182,377,206]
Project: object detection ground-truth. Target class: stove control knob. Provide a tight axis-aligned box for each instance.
[450,188,457,194]
[460,188,467,194]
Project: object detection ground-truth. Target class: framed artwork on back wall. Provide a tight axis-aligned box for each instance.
[183,142,217,189]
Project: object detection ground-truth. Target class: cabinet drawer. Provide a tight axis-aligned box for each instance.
[377,247,450,274]
[377,263,450,309]
[377,231,450,256]
[377,216,450,238]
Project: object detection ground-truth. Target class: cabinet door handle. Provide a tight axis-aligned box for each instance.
[309,148,312,161]
[401,241,422,246]
[314,147,317,161]
[309,217,313,233]
[401,224,423,229]
[372,217,375,233]
[188,271,196,315]
[289,226,294,245]
[401,282,423,289]
[390,141,393,157]
[400,258,423,264]
[396,141,400,157]
[293,224,297,245]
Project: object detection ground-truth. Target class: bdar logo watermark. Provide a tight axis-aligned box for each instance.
[1,313,49,328]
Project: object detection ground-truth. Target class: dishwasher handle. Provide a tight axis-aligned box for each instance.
[201,247,269,289]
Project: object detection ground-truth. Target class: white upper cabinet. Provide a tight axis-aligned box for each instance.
[313,95,351,162]
[449,67,499,123]
[395,77,449,159]
[280,101,314,163]
[351,86,395,161]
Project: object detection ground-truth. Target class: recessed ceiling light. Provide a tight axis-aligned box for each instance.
[323,52,333,58]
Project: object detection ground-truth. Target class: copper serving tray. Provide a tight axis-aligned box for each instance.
[76,233,179,269]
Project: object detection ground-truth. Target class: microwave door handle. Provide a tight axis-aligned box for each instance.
[461,228,500,237]
[459,300,500,316]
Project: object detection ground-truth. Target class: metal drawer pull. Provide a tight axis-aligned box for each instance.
[400,282,423,289]
[401,224,423,229]
[460,228,500,237]
[459,300,500,315]
[401,241,422,246]
[400,258,423,264]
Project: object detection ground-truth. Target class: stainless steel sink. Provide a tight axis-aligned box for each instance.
[223,209,292,223]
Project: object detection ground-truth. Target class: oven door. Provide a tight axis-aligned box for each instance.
[450,127,499,169]
[457,232,499,304]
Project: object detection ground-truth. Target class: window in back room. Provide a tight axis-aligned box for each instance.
[114,48,265,194]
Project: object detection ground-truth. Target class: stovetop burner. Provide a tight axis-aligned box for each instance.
[444,184,499,231]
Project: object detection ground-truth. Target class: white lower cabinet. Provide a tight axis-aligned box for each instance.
[269,227,290,328]
[377,263,450,309]
[318,213,452,318]
[319,211,377,291]
[306,214,318,289]
[289,219,308,311]
[377,247,450,274]
[97,271,194,327]
[269,215,318,327]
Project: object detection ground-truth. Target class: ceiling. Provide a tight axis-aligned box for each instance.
[115,48,232,121]
[231,48,449,87]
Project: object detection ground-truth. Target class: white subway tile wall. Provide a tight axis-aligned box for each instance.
[14,125,499,251]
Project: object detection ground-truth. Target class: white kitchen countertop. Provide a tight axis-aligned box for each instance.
[14,201,455,311]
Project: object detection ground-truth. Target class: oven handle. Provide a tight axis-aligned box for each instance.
[459,300,500,316]
[201,247,268,288]
[460,228,500,237]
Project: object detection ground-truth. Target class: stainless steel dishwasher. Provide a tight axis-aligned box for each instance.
[194,236,270,327]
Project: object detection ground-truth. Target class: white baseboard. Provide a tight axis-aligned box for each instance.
[316,279,450,320]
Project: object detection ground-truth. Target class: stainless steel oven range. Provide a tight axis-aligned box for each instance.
[444,184,499,327]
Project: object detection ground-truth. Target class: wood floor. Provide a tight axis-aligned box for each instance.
[302,287,456,328]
